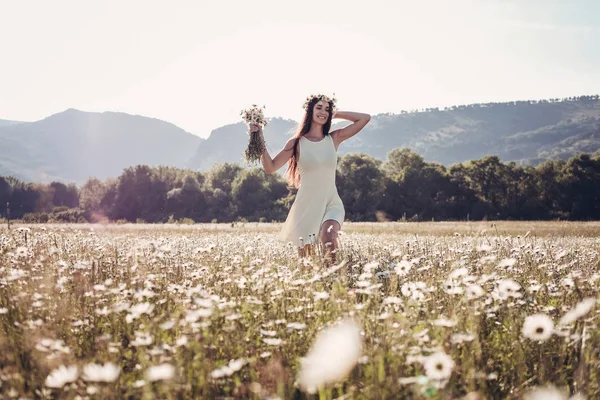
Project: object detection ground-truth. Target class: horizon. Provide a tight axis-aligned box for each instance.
[2,92,599,136]
[2,0,600,138]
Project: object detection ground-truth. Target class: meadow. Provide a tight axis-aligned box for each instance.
[0,221,599,399]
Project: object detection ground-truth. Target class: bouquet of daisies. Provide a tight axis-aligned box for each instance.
[240,104,267,165]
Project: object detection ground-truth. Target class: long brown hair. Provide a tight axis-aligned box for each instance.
[285,97,334,188]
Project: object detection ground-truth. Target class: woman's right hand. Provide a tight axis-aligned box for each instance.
[249,123,263,137]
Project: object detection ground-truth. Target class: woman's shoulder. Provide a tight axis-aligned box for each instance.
[283,137,299,152]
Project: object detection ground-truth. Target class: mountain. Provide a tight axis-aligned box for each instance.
[2,96,600,184]
[186,117,298,171]
[0,119,24,127]
[188,95,600,171]
[0,109,204,183]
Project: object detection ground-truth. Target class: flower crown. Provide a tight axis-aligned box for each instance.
[303,93,337,111]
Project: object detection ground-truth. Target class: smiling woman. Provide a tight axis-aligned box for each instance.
[250,94,370,263]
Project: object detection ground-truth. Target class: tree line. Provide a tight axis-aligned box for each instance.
[390,94,600,115]
[1,148,599,224]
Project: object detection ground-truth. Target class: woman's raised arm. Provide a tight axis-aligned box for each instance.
[330,111,371,147]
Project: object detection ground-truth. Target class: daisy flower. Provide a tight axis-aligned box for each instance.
[422,352,455,381]
[522,314,554,342]
[45,365,78,388]
[297,320,362,394]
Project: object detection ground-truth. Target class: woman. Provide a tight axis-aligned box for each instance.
[250,94,370,263]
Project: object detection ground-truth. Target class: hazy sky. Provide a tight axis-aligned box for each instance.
[1,0,599,138]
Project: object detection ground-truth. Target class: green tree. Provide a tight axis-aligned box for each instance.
[206,163,243,193]
[499,163,546,220]
[0,177,10,217]
[384,148,425,179]
[462,156,509,218]
[112,165,155,221]
[50,181,79,208]
[337,153,385,221]
[383,149,457,220]
[536,159,567,218]
[558,154,600,219]
[80,177,112,221]
[447,163,487,220]
[204,187,233,222]
[231,168,284,221]
[7,179,39,219]
[378,176,408,221]
[164,174,207,222]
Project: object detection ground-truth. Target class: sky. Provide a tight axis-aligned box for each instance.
[1,0,599,138]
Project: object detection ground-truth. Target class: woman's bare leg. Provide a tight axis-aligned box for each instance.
[319,220,341,266]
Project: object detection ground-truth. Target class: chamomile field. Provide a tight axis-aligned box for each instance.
[1,221,599,399]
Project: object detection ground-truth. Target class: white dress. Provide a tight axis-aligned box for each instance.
[279,134,345,248]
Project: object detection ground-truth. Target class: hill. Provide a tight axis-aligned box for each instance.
[186,117,298,171]
[2,96,599,183]
[0,119,24,127]
[187,95,600,171]
[0,109,204,183]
